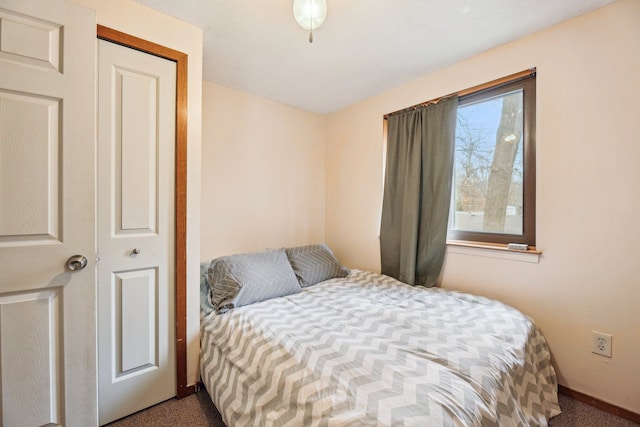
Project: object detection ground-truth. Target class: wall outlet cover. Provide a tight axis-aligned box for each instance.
[592,331,612,358]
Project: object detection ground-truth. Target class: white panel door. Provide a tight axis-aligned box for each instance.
[97,39,176,425]
[0,1,97,426]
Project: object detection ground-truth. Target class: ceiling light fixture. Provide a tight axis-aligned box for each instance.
[293,0,327,43]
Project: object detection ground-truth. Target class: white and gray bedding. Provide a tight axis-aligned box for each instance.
[200,265,560,426]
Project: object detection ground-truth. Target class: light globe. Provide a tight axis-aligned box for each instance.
[293,0,327,35]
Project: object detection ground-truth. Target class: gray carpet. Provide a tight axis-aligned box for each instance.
[550,394,638,427]
[107,390,638,426]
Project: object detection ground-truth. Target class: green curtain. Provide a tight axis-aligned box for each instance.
[380,96,457,286]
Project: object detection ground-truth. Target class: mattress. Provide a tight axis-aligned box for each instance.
[200,269,560,426]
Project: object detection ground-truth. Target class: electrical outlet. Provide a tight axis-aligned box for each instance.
[592,331,612,357]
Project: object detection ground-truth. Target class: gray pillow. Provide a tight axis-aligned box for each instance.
[285,243,349,288]
[207,248,301,313]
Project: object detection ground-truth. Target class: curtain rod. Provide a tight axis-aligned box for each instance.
[383,68,536,119]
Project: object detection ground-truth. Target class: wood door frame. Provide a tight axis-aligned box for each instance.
[97,25,191,398]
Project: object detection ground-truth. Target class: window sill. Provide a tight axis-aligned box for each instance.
[446,240,541,263]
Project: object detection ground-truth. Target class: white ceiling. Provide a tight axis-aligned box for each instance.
[133,0,616,114]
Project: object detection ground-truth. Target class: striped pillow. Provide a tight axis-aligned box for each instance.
[207,248,301,313]
[200,260,215,315]
[285,243,349,288]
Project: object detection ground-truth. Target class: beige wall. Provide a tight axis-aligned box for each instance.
[71,0,204,386]
[325,0,640,414]
[200,81,326,260]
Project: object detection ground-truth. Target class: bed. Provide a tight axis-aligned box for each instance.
[200,245,560,426]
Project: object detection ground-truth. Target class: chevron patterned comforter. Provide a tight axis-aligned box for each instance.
[200,270,560,426]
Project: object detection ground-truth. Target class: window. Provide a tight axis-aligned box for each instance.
[447,73,536,246]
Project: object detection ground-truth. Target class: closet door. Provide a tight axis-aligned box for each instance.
[97,38,176,425]
[0,1,97,425]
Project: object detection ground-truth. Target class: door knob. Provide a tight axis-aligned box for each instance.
[65,255,88,272]
[131,248,141,256]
